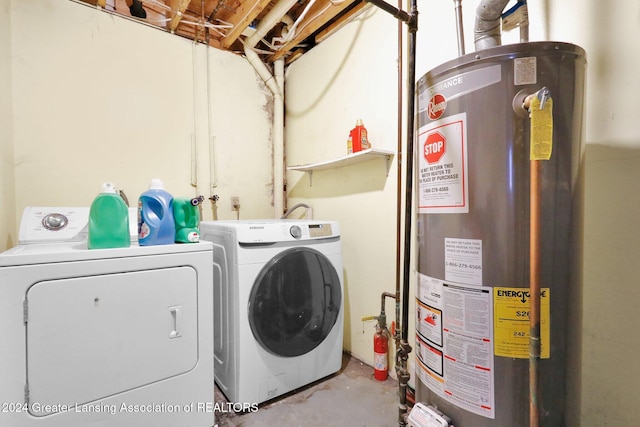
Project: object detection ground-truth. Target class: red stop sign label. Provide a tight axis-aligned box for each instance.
[424,131,446,164]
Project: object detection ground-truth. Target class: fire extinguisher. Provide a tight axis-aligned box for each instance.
[374,323,389,381]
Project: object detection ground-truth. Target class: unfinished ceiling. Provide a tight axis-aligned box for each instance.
[80,0,370,64]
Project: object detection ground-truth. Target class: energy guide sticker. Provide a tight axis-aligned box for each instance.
[493,287,550,359]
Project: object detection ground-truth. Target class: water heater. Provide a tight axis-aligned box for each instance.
[414,42,586,426]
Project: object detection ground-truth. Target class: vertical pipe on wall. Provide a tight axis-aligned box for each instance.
[453,0,466,56]
[243,0,297,218]
[206,36,218,191]
[529,159,541,427]
[395,0,404,350]
[273,58,285,217]
[363,1,417,424]
[398,5,417,425]
[241,47,284,217]
[401,0,417,345]
[191,43,200,191]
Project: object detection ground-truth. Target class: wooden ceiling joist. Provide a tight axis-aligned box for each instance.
[221,0,273,49]
[168,0,193,32]
[78,0,369,64]
[269,0,360,62]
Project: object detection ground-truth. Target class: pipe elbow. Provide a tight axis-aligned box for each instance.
[474,0,511,51]
[474,24,502,51]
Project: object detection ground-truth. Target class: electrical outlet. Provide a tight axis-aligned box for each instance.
[231,196,240,211]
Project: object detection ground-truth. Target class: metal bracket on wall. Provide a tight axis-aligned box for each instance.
[286,148,395,187]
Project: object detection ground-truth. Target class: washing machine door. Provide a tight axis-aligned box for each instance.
[248,247,341,357]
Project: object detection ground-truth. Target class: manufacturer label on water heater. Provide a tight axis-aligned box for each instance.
[417,65,502,215]
[418,65,501,112]
[514,57,537,85]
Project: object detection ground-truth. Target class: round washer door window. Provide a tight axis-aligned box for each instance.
[248,247,342,357]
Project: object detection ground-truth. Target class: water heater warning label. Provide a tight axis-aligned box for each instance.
[418,113,469,214]
[494,287,550,358]
[416,273,495,419]
[445,238,482,286]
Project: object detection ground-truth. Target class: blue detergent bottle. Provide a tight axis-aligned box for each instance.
[88,182,130,249]
[138,179,176,246]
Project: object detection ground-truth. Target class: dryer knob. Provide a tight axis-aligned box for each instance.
[42,213,68,231]
[289,225,302,239]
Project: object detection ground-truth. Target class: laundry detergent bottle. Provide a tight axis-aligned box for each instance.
[349,119,370,152]
[173,197,202,243]
[88,182,130,249]
[138,179,176,246]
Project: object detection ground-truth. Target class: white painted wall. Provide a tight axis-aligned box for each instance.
[285,6,401,367]
[0,1,16,251]
[4,0,274,253]
[286,0,640,426]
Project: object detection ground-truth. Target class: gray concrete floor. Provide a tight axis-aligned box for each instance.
[214,353,400,427]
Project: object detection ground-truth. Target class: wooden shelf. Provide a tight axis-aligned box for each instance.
[287,148,395,186]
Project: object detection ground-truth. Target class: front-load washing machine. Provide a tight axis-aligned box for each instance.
[0,208,214,427]
[199,219,343,405]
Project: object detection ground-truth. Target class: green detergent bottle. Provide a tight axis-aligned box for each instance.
[88,182,130,249]
[173,196,202,243]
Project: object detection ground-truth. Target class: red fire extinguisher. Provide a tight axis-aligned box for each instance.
[373,324,389,381]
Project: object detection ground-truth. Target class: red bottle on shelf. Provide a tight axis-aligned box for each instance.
[349,119,371,153]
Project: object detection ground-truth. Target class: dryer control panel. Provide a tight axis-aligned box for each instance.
[19,207,139,244]
[19,207,90,244]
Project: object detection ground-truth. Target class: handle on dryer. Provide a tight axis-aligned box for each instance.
[169,306,182,339]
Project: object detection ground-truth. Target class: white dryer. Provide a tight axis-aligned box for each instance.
[0,208,214,427]
[199,220,343,405]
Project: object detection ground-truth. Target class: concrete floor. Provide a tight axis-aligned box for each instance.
[214,353,400,427]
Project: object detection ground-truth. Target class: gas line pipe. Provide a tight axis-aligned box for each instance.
[522,87,553,427]
[362,0,417,425]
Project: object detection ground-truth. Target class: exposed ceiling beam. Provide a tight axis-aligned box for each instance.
[314,1,368,44]
[83,0,107,6]
[221,0,273,49]
[168,0,193,32]
[269,0,360,62]
[77,0,368,65]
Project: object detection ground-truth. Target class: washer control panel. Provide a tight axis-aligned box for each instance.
[308,223,333,238]
[289,225,302,238]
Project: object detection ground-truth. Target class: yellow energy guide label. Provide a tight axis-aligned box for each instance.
[493,287,550,359]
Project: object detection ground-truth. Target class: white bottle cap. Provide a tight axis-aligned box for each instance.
[149,179,165,190]
[102,182,117,194]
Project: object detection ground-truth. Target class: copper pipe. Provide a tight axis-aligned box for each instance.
[529,159,541,427]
